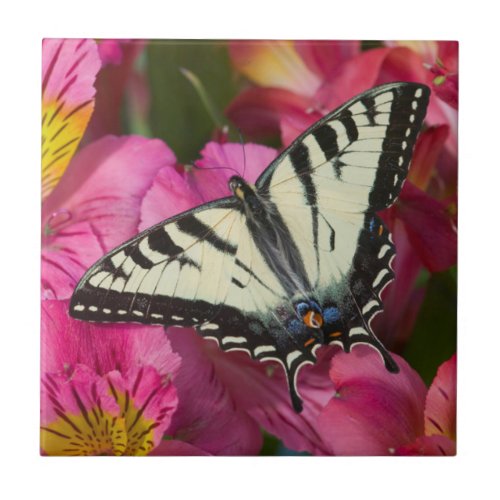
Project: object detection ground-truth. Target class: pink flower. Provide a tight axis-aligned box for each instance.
[227,40,458,155]
[40,300,180,455]
[42,39,101,199]
[397,354,456,455]
[41,39,169,301]
[315,347,456,455]
[41,135,176,300]
[385,41,458,110]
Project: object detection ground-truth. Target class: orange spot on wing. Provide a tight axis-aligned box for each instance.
[304,338,316,347]
[303,311,324,328]
[329,331,342,338]
[378,225,384,236]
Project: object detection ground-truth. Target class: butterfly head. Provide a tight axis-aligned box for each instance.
[229,175,255,201]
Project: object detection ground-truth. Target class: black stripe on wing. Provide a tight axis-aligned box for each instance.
[328,213,398,372]
[69,197,241,326]
[188,305,320,413]
[369,84,430,211]
[256,82,430,212]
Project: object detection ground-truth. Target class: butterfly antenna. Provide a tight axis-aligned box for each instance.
[238,128,247,179]
[190,162,240,177]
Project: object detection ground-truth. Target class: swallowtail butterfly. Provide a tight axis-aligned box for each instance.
[70,82,430,412]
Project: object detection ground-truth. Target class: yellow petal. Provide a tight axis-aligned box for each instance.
[40,411,127,456]
[41,39,100,200]
[230,40,321,97]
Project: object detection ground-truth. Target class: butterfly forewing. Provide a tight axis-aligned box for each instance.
[70,198,244,327]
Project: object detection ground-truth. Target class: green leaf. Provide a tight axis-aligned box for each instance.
[146,40,240,163]
[403,267,457,385]
[259,432,281,456]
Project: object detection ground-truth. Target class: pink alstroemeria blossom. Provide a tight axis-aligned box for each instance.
[41,300,180,455]
[140,141,277,229]
[315,347,456,456]
[227,40,458,157]
[396,354,456,455]
[42,135,176,300]
[385,41,458,110]
[42,38,101,199]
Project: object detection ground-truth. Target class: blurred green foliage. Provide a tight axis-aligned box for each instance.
[403,267,457,385]
[146,40,241,163]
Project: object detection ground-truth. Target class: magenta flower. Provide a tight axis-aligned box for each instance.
[385,41,458,110]
[226,40,458,155]
[42,39,101,199]
[42,135,176,300]
[40,300,180,455]
[41,39,169,300]
[315,347,456,455]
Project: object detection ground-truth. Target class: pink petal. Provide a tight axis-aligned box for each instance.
[431,70,458,109]
[42,39,101,199]
[139,165,202,230]
[279,110,322,147]
[316,47,393,110]
[149,439,211,456]
[438,42,458,72]
[226,86,313,139]
[196,141,278,185]
[395,181,457,272]
[376,46,458,156]
[168,328,336,455]
[408,125,450,192]
[43,135,176,254]
[294,40,361,80]
[40,365,126,456]
[165,328,263,456]
[41,364,119,427]
[424,354,456,440]
[97,40,125,66]
[316,346,427,455]
[42,39,100,103]
[396,434,456,456]
[41,220,103,299]
[106,367,178,451]
[41,299,181,379]
[139,142,278,230]
[384,41,439,66]
[219,346,337,455]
